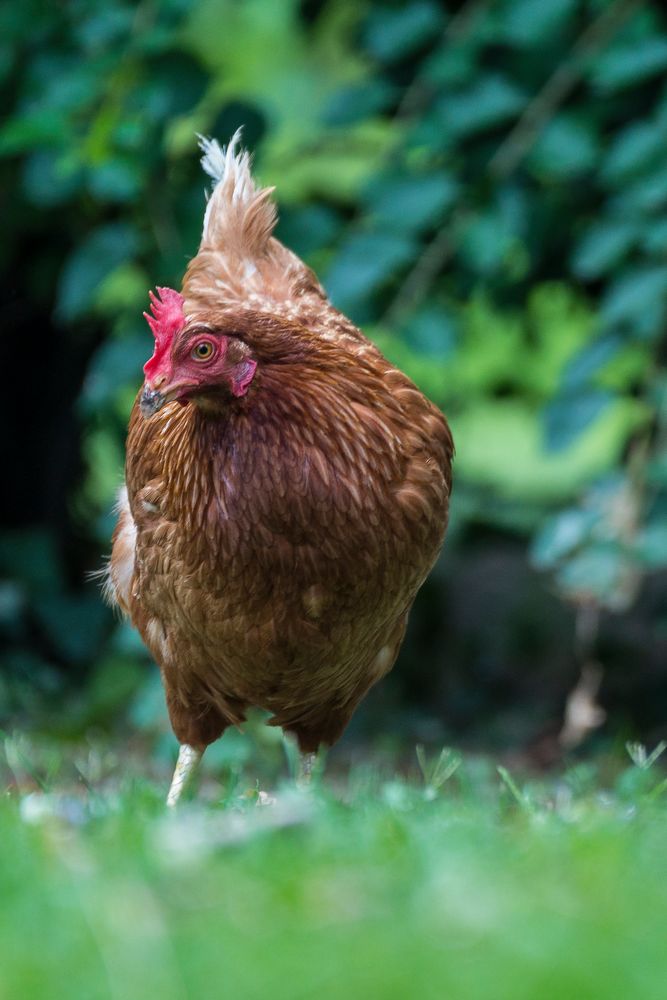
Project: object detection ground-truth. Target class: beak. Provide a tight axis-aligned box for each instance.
[140,384,168,417]
[140,381,192,418]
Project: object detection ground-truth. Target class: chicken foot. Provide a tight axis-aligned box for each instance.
[166,744,203,807]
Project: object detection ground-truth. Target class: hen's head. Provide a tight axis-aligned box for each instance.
[140,130,329,416]
[140,286,257,417]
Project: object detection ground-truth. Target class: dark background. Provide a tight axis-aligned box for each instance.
[1,0,666,765]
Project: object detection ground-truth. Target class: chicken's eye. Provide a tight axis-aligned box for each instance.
[192,341,214,361]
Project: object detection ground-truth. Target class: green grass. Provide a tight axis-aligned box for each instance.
[1,740,667,1000]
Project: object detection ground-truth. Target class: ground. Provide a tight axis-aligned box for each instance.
[1,737,666,1000]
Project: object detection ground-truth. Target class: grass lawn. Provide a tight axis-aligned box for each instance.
[1,738,666,1000]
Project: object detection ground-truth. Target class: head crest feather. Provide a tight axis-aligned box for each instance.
[181,131,326,323]
[196,129,277,257]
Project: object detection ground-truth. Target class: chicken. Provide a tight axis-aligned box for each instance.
[107,132,454,804]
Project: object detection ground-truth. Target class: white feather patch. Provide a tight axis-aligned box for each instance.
[199,129,249,187]
[101,484,136,613]
[197,129,268,244]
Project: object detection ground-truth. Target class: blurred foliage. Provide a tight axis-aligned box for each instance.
[2,738,667,1000]
[1,0,667,749]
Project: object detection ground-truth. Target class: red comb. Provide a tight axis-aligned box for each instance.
[143,287,185,379]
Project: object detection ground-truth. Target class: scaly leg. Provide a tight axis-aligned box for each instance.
[166,744,203,807]
[282,731,322,786]
[297,751,317,787]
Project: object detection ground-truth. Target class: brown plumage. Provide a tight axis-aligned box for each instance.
[108,133,453,793]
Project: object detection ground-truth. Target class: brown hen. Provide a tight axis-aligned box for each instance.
[107,133,454,804]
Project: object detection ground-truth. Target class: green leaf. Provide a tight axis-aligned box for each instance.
[436,75,526,140]
[275,204,342,259]
[0,530,63,592]
[0,113,65,156]
[362,1,445,63]
[93,263,150,315]
[451,398,645,502]
[22,150,83,207]
[556,545,629,606]
[641,218,667,255]
[531,509,597,568]
[571,220,638,280]
[363,172,459,234]
[496,184,529,238]
[0,43,14,87]
[497,0,577,47]
[323,80,398,126]
[458,212,516,276]
[29,56,104,115]
[324,231,417,314]
[600,266,667,338]
[86,159,142,203]
[423,43,475,88]
[616,169,667,214]
[602,120,666,185]
[81,334,147,411]
[80,656,144,723]
[75,7,134,50]
[591,36,667,92]
[32,596,109,665]
[262,122,394,203]
[401,304,458,357]
[56,223,140,323]
[529,115,598,179]
[133,54,208,120]
[544,389,615,451]
[634,523,667,568]
[646,453,667,486]
[82,426,125,508]
[560,332,625,391]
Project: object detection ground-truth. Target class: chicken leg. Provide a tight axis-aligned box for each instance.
[166,744,203,807]
[298,751,317,786]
